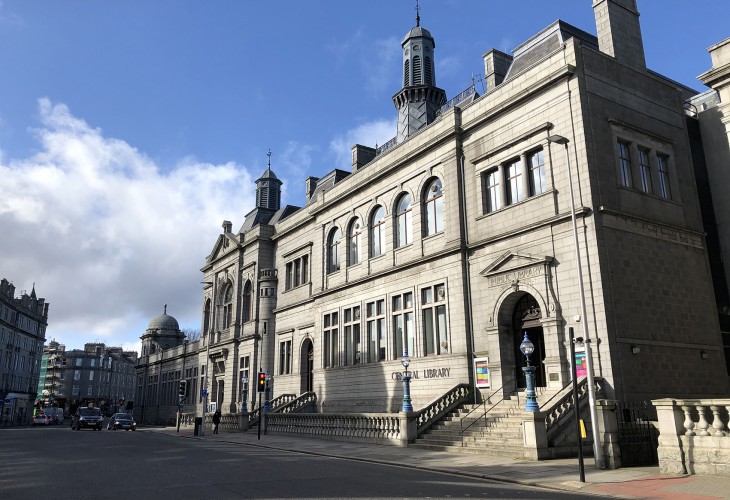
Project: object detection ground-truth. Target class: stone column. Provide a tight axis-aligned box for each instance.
[399,411,417,447]
[653,399,687,475]
[522,412,549,460]
[595,399,622,469]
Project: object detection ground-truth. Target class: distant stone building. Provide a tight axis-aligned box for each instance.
[136,0,730,425]
[38,341,137,416]
[0,278,49,425]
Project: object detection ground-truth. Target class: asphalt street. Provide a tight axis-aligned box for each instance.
[1,425,613,499]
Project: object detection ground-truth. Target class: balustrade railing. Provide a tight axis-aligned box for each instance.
[678,400,730,437]
[416,383,471,435]
[249,393,297,425]
[265,412,402,445]
[544,377,603,442]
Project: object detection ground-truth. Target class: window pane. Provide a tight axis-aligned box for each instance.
[423,309,435,355]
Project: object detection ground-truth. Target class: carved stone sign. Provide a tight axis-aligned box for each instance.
[488,265,543,288]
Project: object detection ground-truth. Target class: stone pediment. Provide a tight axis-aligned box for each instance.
[480,252,553,288]
[207,234,238,263]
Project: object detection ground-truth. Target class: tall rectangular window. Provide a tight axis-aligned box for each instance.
[528,150,546,196]
[421,284,448,355]
[638,148,653,193]
[343,306,361,366]
[392,291,414,359]
[657,153,671,199]
[505,159,524,205]
[238,356,249,403]
[618,141,633,187]
[285,263,293,290]
[366,299,386,363]
[278,341,292,375]
[323,312,338,368]
[285,255,309,290]
[483,169,501,213]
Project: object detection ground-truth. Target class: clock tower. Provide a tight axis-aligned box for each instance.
[392,5,446,143]
[255,150,282,211]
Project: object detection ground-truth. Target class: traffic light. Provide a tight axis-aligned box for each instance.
[257,372,266,393]
[178,380,188,398]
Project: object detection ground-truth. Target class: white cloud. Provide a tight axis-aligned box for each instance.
[363,36,400,95]
[329,118,397,168]
[0,98,254,351]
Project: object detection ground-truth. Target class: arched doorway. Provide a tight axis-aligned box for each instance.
[300,338,314,393]
[512,294,546,388]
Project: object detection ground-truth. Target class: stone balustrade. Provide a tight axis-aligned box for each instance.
[653,398,730,476]
[264,412,414,446]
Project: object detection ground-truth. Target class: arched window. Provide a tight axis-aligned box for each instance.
[424,178,444,236]
[395,194,413,248]
[242,281,253,323]
[327,227,341,273]
[203,298,211,335]
[370,206,386,258]
[404,60,410,86]
[223,284,233,329]
[347,218,362,266]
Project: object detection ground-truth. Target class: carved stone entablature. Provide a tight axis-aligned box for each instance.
[480,251,553,289]
[210,347,228,360]
[259,269,278,282]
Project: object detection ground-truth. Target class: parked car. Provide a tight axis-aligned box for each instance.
[33,414,50,426]
[106,413,136,431]
[72,407,104,431]
[42,407,64,424]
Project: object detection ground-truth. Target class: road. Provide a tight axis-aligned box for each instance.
[1,425,607,499]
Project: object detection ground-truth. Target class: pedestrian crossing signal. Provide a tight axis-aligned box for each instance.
[257,372,266,393]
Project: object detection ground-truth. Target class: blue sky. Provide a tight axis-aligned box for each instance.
[0,0,727,353]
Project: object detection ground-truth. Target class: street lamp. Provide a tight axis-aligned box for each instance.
[519,332,539,412]
[547,134,603,469]
[400,349,413,412]
[201,277,217,437]
[241,373,249,414]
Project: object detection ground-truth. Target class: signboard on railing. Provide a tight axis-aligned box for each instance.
[474,357,490,388]
[575,351,587,378]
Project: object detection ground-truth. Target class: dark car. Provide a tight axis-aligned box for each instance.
[72,407,104,431]
[107,412,136,431]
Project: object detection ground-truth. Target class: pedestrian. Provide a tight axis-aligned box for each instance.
[212,409,221,434]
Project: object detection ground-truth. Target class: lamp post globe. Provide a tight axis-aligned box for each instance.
[520,332,540,412]
[400,349,413,412]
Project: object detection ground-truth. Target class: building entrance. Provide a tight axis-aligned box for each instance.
[300,339,313,393]
[512,294,546,388]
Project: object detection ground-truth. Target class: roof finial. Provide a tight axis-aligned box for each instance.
[267,149,272,170]
[164,304,167,315]
[415,0,420,27]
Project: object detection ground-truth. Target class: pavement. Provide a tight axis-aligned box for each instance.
[148,426,730,499]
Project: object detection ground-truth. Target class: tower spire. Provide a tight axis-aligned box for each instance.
[415,0,420,27]
[267,149,272,171]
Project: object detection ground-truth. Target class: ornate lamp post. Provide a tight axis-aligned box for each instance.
[400,350,413,412]
[241,373,249,414]
[519,332,539,412]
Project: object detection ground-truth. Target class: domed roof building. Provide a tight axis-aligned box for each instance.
[140,305,185,355]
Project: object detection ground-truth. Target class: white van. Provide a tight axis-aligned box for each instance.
[43,407,64,424]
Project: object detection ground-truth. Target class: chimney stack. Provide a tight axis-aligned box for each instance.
[593,0,646,71]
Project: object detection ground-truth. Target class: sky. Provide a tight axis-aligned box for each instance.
[1,0,728,354]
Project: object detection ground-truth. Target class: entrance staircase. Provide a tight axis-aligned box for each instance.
[410,388,561,458]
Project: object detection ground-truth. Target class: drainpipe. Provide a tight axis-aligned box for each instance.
[458,152,477,404]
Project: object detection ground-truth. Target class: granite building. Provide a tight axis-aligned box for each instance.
[136,0,729,424]
[0,278,48,425]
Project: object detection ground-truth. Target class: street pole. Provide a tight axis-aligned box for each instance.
[549,135,603,469]
[570,327,586,482]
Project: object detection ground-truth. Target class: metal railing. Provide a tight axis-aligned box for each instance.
[459,380,515,446]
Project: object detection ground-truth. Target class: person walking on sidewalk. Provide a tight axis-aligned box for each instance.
[212,409,221,434]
